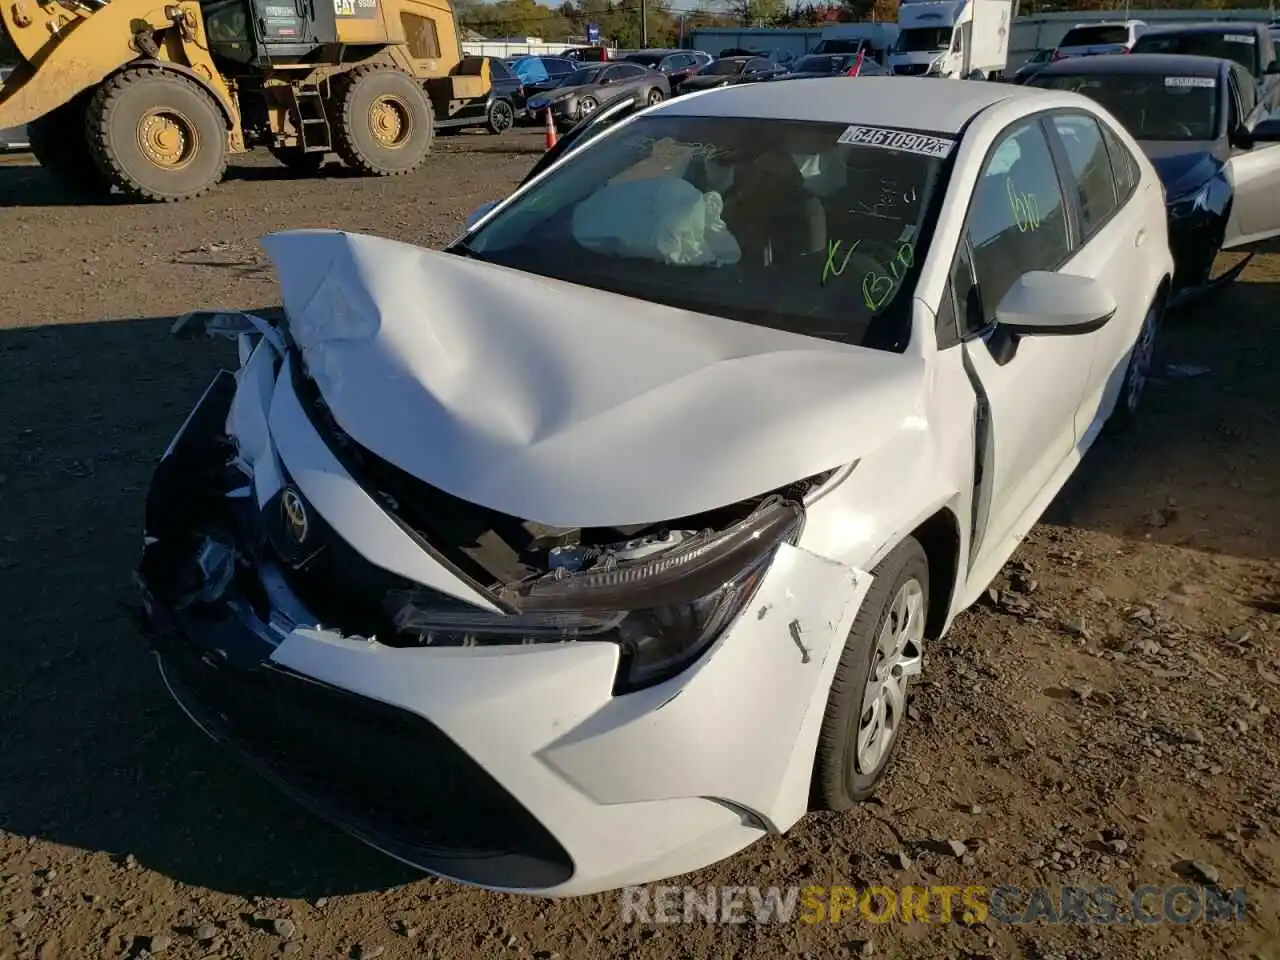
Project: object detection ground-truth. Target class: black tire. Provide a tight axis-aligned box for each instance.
[86,67,228,202]
[812,536,929,811]
[1107,290,1164,434]
[486,98,515,135]
[331,65,433,176]
[576,94,599,119]
[267,146,327,176]
[28,93,112,198]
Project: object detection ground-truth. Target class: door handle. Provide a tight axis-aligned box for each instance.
[1134,228,1147,248]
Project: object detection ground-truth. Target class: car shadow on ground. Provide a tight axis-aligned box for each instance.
[1045,276,1279,569]
[0,313,416,899]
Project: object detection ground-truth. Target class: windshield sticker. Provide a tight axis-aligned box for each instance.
[837,125,956,158]
[1165,76,1217,88]
[1007,180,1041,232]
[1225,34,1255,44]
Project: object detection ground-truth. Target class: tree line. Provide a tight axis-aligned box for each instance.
[455,0,1276,49]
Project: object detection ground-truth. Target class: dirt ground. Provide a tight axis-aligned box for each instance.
[0,128,1277,960]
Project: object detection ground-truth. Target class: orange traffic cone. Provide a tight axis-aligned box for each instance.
[544,108,558,150]
[847,49,865,77]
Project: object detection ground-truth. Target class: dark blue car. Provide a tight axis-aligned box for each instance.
[1031,52,1280,299]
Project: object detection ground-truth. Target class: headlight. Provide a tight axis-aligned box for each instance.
[388,497,804,694]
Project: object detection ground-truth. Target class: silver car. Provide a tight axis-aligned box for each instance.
[0,67,30,151]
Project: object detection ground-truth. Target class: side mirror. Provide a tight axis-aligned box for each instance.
[1266,59,1280,74]
[1231,122,1256,149]
[1247,117,1280,142]
[465,199,500,229]
[995,271,1117,336]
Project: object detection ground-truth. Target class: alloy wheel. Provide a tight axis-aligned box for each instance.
[855,578,925,774]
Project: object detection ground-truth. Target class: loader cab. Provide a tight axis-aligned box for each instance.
[202,0,341,67]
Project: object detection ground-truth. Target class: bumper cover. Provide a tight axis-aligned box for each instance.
[138,354,871,895]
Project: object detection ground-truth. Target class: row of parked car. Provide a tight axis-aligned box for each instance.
[489,47,885,133]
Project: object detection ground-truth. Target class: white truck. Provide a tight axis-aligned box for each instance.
[811,23,901,67]
[887,0,1013,80]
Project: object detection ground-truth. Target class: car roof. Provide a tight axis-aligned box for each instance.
[1139,21,1263,36]
[1035,52,1228,77]
[655,76,1022,132]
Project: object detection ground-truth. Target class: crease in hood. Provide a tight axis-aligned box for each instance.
[259,229,928,529]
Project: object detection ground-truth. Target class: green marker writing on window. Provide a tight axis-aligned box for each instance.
[1007,178,1040,232]
[822,238,861,286]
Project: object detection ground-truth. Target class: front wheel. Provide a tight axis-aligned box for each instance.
[1107,294,1163,433]
[86,67,228,202]
[646,87,665,106]
[811,537,929,810]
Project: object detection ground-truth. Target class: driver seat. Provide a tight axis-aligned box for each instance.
[718,151,826,266]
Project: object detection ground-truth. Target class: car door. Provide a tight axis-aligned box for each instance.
[1044,110,1151,446]
[1223,62,1280,247]
[951,116,1098,562]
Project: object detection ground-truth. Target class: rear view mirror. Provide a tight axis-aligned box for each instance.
[995,271,1117,336]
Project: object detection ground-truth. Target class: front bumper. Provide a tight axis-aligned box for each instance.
[137,338,870,896]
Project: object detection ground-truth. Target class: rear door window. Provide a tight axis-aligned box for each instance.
[1098,121,1140,202]
[1049,113,1119,241]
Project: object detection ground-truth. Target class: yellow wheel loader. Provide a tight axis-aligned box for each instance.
[0,0,491,201]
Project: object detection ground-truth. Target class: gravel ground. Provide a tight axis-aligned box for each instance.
[0,128,1277,960]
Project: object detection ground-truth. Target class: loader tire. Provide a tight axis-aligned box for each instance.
[267,146,328,176]
[28,94,111,198]
[331,65,433,176]
[87,67,228,203]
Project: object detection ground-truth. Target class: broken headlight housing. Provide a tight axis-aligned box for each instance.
[389,497,804,694]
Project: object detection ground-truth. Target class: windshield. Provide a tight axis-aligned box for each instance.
[1060,25,1131,47]
[792,54,855,73]
[1034,73,1218,141]
[897,27,953,53]
[813,39,865,54]
[703,59,747,75]
[562,67,606,87]
[1132,31,1260,74]
[456,115,951,351]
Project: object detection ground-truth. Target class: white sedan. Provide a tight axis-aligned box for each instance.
[140,77,1174,897]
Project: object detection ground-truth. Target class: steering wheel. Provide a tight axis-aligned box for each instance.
[817,235,915,310]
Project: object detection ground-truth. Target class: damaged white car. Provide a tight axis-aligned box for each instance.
[138,78,1173,896]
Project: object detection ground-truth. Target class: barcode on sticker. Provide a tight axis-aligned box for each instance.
[1225,33,1255,44]
[1165,76,1216,88]
[837,125,955,158]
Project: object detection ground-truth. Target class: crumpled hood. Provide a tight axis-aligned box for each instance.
[259,230,927,528]
[1142,142,1223,200]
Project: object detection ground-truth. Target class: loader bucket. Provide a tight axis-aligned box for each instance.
[0,0,168,129]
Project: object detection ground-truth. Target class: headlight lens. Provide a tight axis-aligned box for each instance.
[388,497,804,693]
